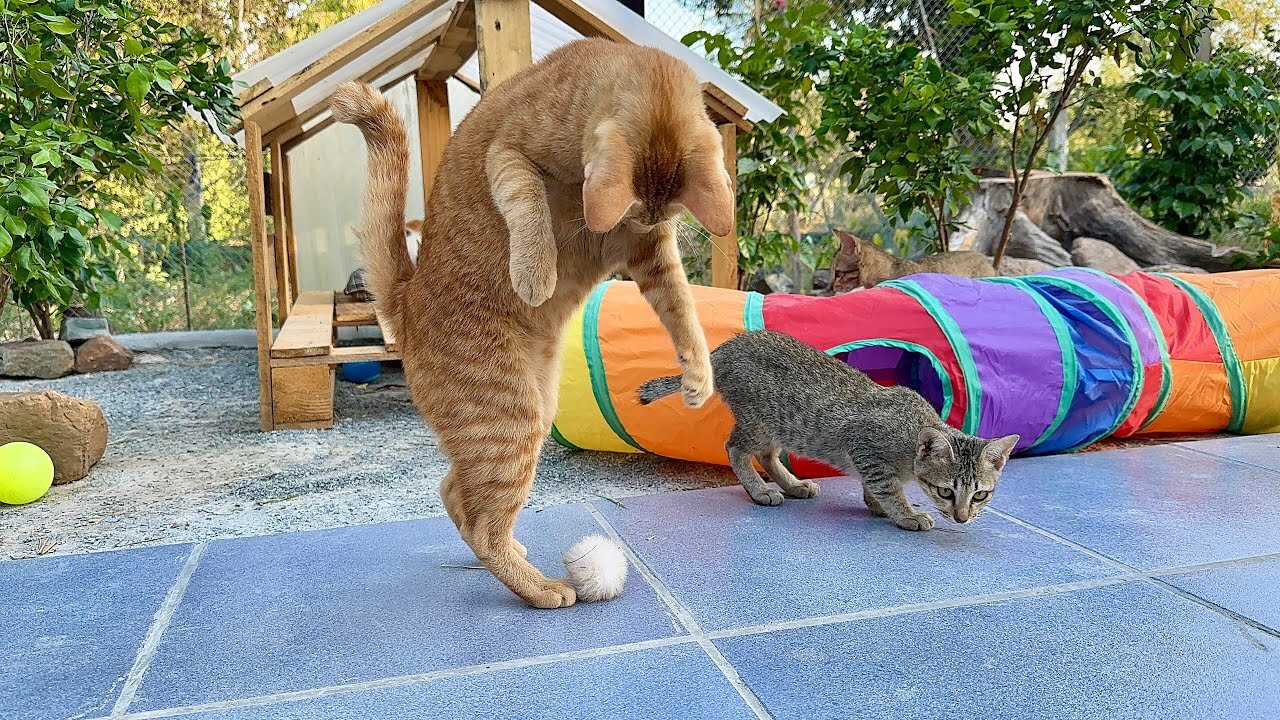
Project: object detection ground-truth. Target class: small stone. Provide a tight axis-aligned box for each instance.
[74,336,134,373]
[811,268,832,292]
[60,316,111,344]
[1070,237,1141,274]
[1144,263,1210,274]
[0,340,74,379]
[996,257,1054,276]
[0,390,108,484]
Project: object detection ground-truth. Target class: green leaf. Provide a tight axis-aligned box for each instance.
[14,178,50,209]
[44,17,78,34]
[125,68,152,103]
[123,37,146,56]
[0,225,11,259]
[99,210,123,230]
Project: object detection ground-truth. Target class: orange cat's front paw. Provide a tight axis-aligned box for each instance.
[511,263,557,307]
[524,579,577,609]
[681,370,714,409]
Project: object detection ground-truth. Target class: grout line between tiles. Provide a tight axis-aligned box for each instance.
[989,509,1280,641]
[1172,442,1280,477]
[110,543,207,717]
[95,636,698,720]
[586,504,774,720]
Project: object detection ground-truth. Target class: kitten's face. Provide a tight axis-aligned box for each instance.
[913,429,1019,524]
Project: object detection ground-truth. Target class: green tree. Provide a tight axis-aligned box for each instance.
[0,0,238,338]
[1108,47,1280,237]
[685,2,837,286]
[802,25,999,253]
[950,0,1216,267]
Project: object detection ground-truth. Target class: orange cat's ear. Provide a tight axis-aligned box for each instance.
[583,123,637,233]
[677,158,735,237]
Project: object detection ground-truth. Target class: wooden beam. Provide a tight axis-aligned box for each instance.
[237,77,274,106]
[415,76,451,202]
[271,290,336,359]
[271,364,335,428]
[711,123,740,290]
[245,121,276,430]
[270,345,401,368]
[536,0,622,40]
[420,0,476,80]
[269,143,293,321]
[280,149,300,303]
[474,0,532,92]
[701,85,752,132]
[239,0,451,132]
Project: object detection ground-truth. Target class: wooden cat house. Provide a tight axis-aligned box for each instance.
[229,0,782,431]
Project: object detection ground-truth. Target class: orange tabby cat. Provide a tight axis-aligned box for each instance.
[330,39,733,608]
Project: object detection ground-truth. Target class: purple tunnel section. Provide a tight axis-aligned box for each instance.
[903,274,1063,452]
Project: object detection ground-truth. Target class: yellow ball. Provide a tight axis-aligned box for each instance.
[0,442,54,505]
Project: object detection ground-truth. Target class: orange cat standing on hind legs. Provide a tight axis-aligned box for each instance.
[331,39,733,609]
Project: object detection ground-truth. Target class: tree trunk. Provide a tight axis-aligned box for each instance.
[953,172,1261,272]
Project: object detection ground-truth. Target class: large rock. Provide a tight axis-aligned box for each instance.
[996,257,1054,276]
[1070,237,1141,274]
[0,391,107,484]
[60,316,111,344]
[0,340,74,379]
[74,336,134,373]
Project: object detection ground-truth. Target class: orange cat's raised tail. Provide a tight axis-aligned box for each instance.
[329,83,415,342]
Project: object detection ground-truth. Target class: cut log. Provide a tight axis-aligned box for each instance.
[950,180,1072,266]
[954,172,1259,272]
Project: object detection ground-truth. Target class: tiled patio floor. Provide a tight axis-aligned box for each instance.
[5,437,1280,720]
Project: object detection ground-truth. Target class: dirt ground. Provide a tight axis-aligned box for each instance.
[0,349,736,560]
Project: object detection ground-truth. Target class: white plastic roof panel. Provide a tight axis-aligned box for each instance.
[229,0,782,146]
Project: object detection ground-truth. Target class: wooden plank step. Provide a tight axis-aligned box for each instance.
[377,312,398,352]
[334,300,378,327]
[270,290,335,359]
[270,344,401,368]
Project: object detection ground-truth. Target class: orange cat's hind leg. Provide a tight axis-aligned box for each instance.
[433,363,574,608]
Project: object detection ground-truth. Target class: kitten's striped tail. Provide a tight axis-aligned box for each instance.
[330,81,413,343]
[638,375,681,405]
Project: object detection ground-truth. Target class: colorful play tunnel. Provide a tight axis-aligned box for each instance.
[552,270,1280,477]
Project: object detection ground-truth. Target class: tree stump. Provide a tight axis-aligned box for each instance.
[952,172,1261,272]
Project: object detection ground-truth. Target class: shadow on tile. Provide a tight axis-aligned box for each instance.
[1177,434,1280,474]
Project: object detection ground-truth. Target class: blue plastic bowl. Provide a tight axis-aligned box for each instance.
[340,361,382,384]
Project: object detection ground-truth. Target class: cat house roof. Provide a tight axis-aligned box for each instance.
[226,0,783,148]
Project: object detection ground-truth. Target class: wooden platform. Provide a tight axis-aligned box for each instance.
[266,291,400,429]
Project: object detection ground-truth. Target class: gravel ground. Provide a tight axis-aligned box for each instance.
[0,349,734,560]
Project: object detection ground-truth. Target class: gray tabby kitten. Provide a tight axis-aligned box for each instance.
[639,330,1019,530]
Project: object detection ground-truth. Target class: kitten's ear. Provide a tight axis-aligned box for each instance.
[916,427,955,463]
[677,143,735,237]
[983,434,1020,471]
[583,122,637,233]
[836,231,861,259]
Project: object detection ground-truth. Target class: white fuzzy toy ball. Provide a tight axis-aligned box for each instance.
[562,534,629,602]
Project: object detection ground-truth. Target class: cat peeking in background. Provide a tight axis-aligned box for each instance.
[330,39,734,609]
[641,330,1019,530]
[831,230,995,292]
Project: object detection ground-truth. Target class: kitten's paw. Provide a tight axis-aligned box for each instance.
[510,262,557,307]
[783,479,820,499]
[524,579,577,609]
[895,513,935,532]
[680,369,714,408]
[863,493,888,517]
[748,487,785,506]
